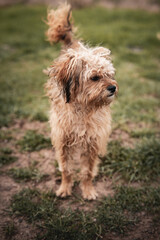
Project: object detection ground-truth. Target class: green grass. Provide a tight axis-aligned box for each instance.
[17,130,51,152]
[0,5,160,239]
[31,111,48,122]
[8,167,49,182]
[0,5,160,126]
[0,148,17,167]
[0,130,12,141]
[0,6,52,127]
[100,138,160,182]
[2,221,17,240]
[10,186,160,239]
[130,128,157,138]
[74,7,160,123]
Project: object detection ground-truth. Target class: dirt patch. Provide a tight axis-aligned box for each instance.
[105,215,160,240]
[0,175,20,240]
[0,118,159,239]
[111,120,159,148]
[0,119,56,239]
[10,218,38,240]
[129,216,160,240]
[0,175,20,212]
[1,217,38,240]
[58,177,114,211]
[110,128,135,148]
[7,119,50,140]
[0,118,115,199]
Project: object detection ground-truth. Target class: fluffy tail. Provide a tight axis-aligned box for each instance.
[46,3,74,46]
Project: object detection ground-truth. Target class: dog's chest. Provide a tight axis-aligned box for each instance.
[51,104,111,140]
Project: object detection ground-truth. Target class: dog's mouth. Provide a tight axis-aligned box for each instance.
[107,93,115,97]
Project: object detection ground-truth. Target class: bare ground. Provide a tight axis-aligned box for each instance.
[0,119,159,239]
[0,119,115,239]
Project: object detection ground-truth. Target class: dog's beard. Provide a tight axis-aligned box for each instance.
[77,89,115,108]
[97,93,115,106]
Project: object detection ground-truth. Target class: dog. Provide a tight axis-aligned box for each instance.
[44,3,118,200]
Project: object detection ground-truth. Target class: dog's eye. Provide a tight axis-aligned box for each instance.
[90,75,100,81]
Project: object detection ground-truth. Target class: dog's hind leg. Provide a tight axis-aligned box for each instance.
[80,143,99,200]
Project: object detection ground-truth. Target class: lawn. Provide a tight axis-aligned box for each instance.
[0,4,160,240]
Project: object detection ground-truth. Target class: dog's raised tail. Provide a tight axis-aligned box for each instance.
[46,3,74,46]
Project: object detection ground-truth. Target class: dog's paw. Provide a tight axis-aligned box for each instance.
[81,185,98,200]
[56,185,72,198]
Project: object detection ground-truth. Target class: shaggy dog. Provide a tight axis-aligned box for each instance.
[44,4,118,200]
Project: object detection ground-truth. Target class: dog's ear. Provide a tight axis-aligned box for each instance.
[92,47,111,59]
[71,58,83,100]
[52,57,83,103]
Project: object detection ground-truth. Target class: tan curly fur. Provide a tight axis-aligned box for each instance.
[44,4,118,200]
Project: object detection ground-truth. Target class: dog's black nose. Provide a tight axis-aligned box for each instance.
[107,85,116,93]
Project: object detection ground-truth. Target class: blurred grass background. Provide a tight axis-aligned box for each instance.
[0,4,160,128]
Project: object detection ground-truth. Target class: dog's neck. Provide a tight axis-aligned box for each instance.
[71,101,110,115]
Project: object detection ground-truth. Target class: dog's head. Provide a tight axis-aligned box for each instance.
[47,43,118,107]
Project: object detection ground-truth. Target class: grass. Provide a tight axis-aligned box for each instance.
[8,167,49,182]
[0,6,51,127]
[0,148,17,167]
[31,111,48,122]
[74,8,160,125]
[0,4,160,240]
[0,130,12,141]
[2,221,17,240]
[10,186,160,239]
[17,130,51,152]
[0,6,160,126]
[100,138,160,182]
[130,128,157,138]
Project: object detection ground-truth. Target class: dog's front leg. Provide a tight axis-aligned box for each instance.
[80,145,99,200]
[56,170,72,197]
[56,146,73,198]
